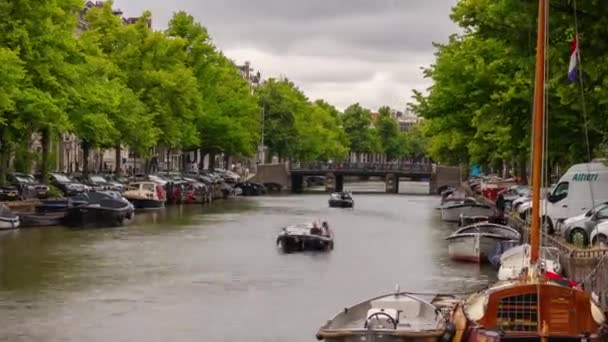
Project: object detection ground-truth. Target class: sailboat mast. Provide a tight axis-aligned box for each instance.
[530,0,547,264]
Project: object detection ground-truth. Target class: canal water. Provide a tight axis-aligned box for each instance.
[0,182,495,342]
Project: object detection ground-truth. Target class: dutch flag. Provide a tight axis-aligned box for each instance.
[568,35,579,82]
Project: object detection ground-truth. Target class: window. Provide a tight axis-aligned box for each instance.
[596,206,608,220]
[549,182,569,203]
[496,293,538,332]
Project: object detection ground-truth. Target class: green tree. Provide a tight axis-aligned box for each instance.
[375,106,401,160]
[257,78,306,161]
[342,103,380,161]
[0,0,82,183]
[167,12,260,170]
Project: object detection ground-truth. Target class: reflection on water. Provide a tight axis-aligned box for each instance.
[0,182,494,342]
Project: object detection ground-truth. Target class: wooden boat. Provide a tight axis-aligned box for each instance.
[276,222,334,253]
[497,244,561,281]
[328,192,354,208]
[451,2,608,341]
[316,286,460,342]
[440,199,494,222]
[446,223,520,263]
[123,181,166,209]
[0,204,20,230]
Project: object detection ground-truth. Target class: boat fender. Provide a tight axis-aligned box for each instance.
[440,322,456,342]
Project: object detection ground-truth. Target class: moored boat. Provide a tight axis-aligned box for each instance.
[276,222,334,253]
[123,181,166,209]
[446,223,520,263]
[316,286,460,342]
[0,204,20,230]
[496,243,561,281]
[18,211,65,228]
[440,199,494,222]
[328,192,354,208]
[64,192,133,228]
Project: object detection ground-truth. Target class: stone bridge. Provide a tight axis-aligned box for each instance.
[252,162,461,194]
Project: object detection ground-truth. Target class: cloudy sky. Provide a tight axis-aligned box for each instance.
[113,0,460,111]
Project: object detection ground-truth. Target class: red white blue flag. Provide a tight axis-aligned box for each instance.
[568,35,579,82]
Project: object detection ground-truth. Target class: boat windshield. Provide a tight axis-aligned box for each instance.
[143,183,156,192]
[127,184,140,191]
[15,175,36,183]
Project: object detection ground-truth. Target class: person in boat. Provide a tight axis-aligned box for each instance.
[311,221,322,235]
[321,221,330,236]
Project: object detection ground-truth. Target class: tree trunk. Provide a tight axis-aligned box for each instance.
[115,144,122,175]
[209,152,216,170]
[518,153,528,185]
[40,128,50,184]
[82,141,90,177]
[199,148,208,171]
[0,127,8,186]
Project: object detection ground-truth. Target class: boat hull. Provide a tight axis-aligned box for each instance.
[277,235,333,253]
[328,199,353,208]
[448,235,511,263]
[441,205,494,222]
[64,207,129,228]
[0,217,20,230]
[129,198,165,210]
[19,212,65,228]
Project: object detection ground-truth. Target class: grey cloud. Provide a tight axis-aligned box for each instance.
[113,0,459,110]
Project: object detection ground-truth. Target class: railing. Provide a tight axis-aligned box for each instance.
[289,162,433,173]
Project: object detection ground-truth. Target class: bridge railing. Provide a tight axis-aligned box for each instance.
[289,162,433,173]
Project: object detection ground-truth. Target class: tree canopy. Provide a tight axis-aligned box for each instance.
[411,0,608,173]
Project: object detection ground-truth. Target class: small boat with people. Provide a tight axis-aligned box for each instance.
[123,181,166,209]
[440,198,494,222]
[328,192,354,208]
[0,204,20,230]
[276,221,334,253]
[316,285,460,342]
[446,222,520,263]
[64,191,134,228]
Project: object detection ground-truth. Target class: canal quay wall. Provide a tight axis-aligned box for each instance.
[464,185,608,309]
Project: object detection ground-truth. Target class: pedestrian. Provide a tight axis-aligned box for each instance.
[496,193,506,218]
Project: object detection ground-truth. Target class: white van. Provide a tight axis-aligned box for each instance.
[545,161,608,233]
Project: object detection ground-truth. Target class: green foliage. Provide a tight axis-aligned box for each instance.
[412,0,608,170]
[0,0,356,182]
[342,103,381,156]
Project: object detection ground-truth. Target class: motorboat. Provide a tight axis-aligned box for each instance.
[123,181,166,209]
[316,285,460,342]
[440,198,494,222]
[18,212,65,228]
[497,243,561,281]
[328,192,354,208]
[64,191,134,228]
[35,198,88,213]
[0,204,20,230]
[276,222,334,253]
[446,223,520,263]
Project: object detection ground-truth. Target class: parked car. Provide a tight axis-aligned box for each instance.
[560,201,608,247]
[8,172,49,199]
[44,172,88,197]
[305,176,325,187]
[77,174,125,193]
[0,186,19,201]
[590,220,608,246]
